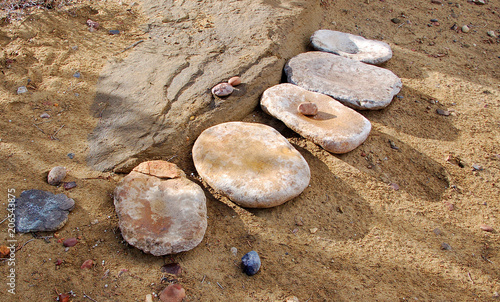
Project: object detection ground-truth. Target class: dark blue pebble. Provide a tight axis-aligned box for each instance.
[396,95,404,99]
[109,30,120,35]
[430,19,438,22]
[67,153,75,159]
[241,251,261,276]
[73,72,81,78]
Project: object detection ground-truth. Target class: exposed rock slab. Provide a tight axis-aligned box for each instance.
[311,30,392,64]
[192,122,310,208]
[87,0,324,171]
[114,161,207,256]
[261,84,371,153]
[285,51,402,110]
[15,190,75,233]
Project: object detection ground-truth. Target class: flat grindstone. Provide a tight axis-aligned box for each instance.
[192,122,310,208]
[285,51,402,110]
[114,161,207,256]
[261,84,371,153]
[311,30,393,64]
[14,190,75,233]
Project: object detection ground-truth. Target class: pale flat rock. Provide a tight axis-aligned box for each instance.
[132,160,184,179]
[192,122,310,208]
[285,51,402,110]
[311,30,392,64]
[15,190,75,233]
[114,161,207,256]
[261,84,371,153]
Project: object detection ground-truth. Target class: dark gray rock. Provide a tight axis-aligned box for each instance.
[14,190,75,233]
[285,52,402,110]
[242,251,261,276]
[86,0,325,171]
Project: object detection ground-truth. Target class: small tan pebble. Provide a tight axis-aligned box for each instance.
[461,25,470,33]
[487,30,497,38]
[297,102,318,116]
[286,296,300,302]
[480,224,494,232]
[159,284,186,302]
[309,227,318,234]
[145,294,153,302]
[47,166,67,185]
[228,76,242,86]
[212,83,234,97]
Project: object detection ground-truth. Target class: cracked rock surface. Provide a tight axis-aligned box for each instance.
[87,0,322,171]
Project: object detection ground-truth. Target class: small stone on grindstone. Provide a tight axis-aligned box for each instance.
[297,102,318,116]
[192,122,310,208]
[114,161,207,256]
[242,251,261,276]
[285,52,402,110]
[261,84,371,154]
[310,30,393,64]
[211,82,234,97]
[228,76,242,86]
[14,190,75,233]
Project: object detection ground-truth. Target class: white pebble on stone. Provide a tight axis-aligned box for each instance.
[114,161,207,256]
[311,30,393,64]
[192,122,310,208]
[212,83,234,97]
[297,102,318,116]
[48,166,67,185]
[261,84,371,154]
[285,51,402,110]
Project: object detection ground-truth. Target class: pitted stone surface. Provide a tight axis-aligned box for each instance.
[285,51,402,110]
[114,161,207,256]
[311,30,392,64]
[192,122,310,208]
[261,84,371,153]
[15,190,75,233]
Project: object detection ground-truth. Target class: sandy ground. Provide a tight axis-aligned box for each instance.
[0,0,499,301]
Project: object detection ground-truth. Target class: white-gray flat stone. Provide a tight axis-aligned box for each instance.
[192,122,310,208]
[114,161,207,256]
[261,84,371,153]
[285,51,402,110]
[311,30,392,64]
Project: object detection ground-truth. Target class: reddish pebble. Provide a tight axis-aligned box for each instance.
[297,102,318,116]
[0,245,9,258]
[63,181,77,190]
[159,284,186,302]
[431,0,443,3]
[161,263,182,276]
[81,259,94,269]
[63,237,78,247]
[211,83,234,97]
[55,259,64,266]
[228,76,242,86]
[58,293,70,302]
[480,224,494,232]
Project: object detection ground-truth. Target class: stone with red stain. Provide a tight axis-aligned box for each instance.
[159,284,186,302]
[114,161,207,256]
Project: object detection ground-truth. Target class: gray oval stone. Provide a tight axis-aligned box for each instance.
[311,30,393,64]
[285,51,402,110]
[192,122,310,208]
[114,161,207,256]
[15,190,75,233]
[261,84,371,154]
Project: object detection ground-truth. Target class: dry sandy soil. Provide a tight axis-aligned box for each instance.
[0,0,499,301]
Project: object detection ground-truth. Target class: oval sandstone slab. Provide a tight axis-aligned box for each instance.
[192,122,310,208]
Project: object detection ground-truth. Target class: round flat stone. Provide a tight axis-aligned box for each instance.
[192,122,310,208]
[261,84,371,153]
[14,190,75,233]
[114,161,207,256]
[285,51,402,110]
[311,30,393,64]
